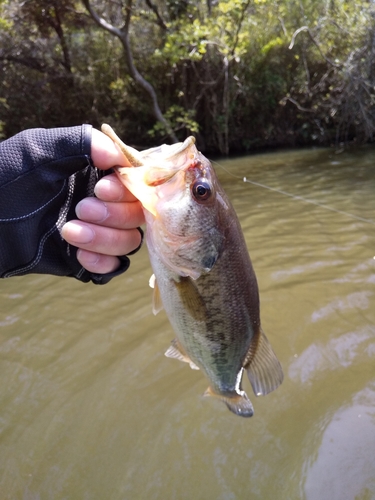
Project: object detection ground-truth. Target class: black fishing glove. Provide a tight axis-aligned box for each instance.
[0,125,140,284]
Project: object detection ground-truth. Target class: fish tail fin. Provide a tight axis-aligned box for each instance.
[244,328,284,396]
[204,387,254,418]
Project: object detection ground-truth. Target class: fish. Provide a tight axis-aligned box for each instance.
[101,124,283,417]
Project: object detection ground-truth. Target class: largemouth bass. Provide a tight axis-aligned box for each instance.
[102,124,283,417]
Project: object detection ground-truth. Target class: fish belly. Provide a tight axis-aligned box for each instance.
[149,243,257,398]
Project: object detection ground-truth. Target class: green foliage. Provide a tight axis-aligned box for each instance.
[155,20,208,64]
[149,105,199,139]
[1,0,375,151]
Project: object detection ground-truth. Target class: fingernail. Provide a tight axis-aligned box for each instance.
[76,198,108,222]
[63,222,94,244]
[94,178,125,201]
[77,249,100,266]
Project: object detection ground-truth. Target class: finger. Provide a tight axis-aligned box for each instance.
[94,173,137,202]
[61,221,142,256]
[91,129,131,170]
[75,197,145,229]
[76,249,121,274]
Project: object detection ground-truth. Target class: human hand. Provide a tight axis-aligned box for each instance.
[61,128,145,274]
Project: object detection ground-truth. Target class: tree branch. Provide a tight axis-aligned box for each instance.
[144,0,167,31]
[82,0,177,141]
[0,53,46,73]
[230,0,251,58]
[51,6,72,73]
[289,25,341,69]
[279,96,314,112]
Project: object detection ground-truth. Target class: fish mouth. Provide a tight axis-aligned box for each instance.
[142,137,198,187]
[144,167,181,187]
[159,136,196,162]
[102,124,196,169]
[115,134,202,188]
[144,158,203,187]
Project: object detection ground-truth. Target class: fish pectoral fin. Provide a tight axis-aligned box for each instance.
[149,274,156,288]
[174,277,207,322]
[165,339,200,370]
[203,387,254,418]
[244,328,284,396]
[150,276,163,315]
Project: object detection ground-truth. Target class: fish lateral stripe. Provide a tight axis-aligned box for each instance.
[101,123,284,418]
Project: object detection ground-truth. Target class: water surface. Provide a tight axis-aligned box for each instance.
[1,146,374,499]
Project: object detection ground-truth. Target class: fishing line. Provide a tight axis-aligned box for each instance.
[211,160,375,226]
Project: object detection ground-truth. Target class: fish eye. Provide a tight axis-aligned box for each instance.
[192,179,212,201]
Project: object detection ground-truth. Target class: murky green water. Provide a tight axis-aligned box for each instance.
[1,146,374,500]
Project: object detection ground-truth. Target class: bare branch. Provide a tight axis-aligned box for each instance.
[230,0,251,58]
[52,6,72,73]
[288,26,309,50]
[289,25,341,69]
[82,0,177,142]
[278,16,288,37]
[280,96,314,113]
[124,0,132,34]
[0,53,46,73]
[144,0,167,31]
[82,0,123,38]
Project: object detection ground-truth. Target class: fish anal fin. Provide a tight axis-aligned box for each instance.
[244,328,284,396]
[150,276,163,315]
[204,386,254,418]
[165,339,200,370]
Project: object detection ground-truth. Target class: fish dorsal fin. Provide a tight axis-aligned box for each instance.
[149,274,163,315]
[243,328,284,396]
[165,339,200,370]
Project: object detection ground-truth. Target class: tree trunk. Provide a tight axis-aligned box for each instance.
[82,0,178,143]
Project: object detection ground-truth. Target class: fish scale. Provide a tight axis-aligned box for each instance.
[102,124,284,417]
